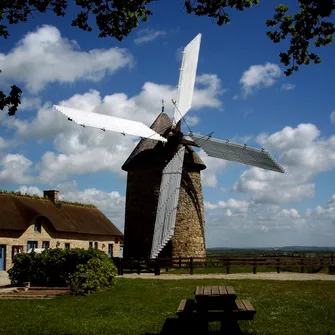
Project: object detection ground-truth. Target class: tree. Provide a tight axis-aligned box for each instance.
[1,0,334,115]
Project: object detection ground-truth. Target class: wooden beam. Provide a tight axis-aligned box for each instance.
[181,138,199,147]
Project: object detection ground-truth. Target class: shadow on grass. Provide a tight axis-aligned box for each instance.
[144,318,256,335]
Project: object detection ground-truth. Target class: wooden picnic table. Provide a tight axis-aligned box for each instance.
[177,285,256,332]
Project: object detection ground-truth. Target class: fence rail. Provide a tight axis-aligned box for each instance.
[113,254,334,276]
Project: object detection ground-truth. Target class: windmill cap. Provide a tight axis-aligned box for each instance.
[122,113,206,171]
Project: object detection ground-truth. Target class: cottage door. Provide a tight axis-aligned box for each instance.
[0,245,5,271]
[108,244,113,258]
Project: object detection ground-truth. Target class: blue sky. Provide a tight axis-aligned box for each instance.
[0,1,334,248]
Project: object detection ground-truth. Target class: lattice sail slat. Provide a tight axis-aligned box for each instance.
[173,34,201,126]
[54,105,167,142]
[150,147,185,258]
[190,133,284,173]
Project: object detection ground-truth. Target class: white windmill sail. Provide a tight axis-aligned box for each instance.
[150,146,185,258]
[173,34,201,126]
[53,105,167,142]
[190,133,285,173]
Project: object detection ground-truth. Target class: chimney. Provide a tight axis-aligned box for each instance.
[43,190,59,203]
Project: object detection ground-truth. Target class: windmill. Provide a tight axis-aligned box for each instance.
[53,34,284,260]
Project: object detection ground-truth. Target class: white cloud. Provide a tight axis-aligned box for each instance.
[240,63,281,96]
[0,154,34,184]
[185,115,200,126]
[256,123,320,152]
[20,97,42,110]
[205,198,250,211]
[281,83,296,91]
[198,149,228,187]
[0,25,133,93]
[225,209,232,217]
[331,110,335,124]
[314,195,335,221]
[204,198,335,248]
[0,137,7,149]
[16,185,43,197]
[134,28,166,44]
[233,123,335,204]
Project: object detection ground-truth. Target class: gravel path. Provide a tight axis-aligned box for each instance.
[120,272,335,281]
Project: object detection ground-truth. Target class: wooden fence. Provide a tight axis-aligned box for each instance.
[113,254,334,276]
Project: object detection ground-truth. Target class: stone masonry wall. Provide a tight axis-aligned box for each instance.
[123,167,162,259]
[123,166,206,259]
[171,169,206,258]
[0,220,121,270]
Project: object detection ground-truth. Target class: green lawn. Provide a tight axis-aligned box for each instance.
[1,278,335,335]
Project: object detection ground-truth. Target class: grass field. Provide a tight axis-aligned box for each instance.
[1,278,335,335]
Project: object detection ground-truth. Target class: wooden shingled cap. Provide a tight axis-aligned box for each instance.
[122,112,206,171]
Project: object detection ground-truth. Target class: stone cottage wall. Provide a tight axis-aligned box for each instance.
[0,220,121,270]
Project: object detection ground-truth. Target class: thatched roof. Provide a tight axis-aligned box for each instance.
[0,193,123,237]
[122,112,206,171]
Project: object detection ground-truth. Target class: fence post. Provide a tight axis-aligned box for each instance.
[331,253,334,264]
[154,258,160,276]
[130,258,133,273]
[179,256,182,269]
[137,258,141,275]
[253,258,257,274]
[276,257,280,274]
[190,257,194,275]
[300,258,304,273]
[226,258,230,275]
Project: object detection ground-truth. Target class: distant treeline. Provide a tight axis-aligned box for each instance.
[206,247,335,257]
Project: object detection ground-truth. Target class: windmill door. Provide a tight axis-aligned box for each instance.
[0,245,5,271]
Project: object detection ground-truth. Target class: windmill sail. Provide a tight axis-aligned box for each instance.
[190,133,285,173]
[173,34,201,126]
[54,105,167,142]
[150,147,185,258]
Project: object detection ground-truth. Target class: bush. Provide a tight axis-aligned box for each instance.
[8,252,45,286]
[67,257,118,295]
[8,248,117,290]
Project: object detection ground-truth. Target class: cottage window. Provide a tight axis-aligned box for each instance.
[42,241,50,249]
[34,218,42,233]
[89,241,93,248]
[94,242,98,249]
[64,243,70,250]
[27,241,38,251]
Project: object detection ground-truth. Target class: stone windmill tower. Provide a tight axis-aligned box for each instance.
[53,34,284,261]
[121,112,206,259]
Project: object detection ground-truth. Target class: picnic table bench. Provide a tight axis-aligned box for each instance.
[177,285,256,331]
